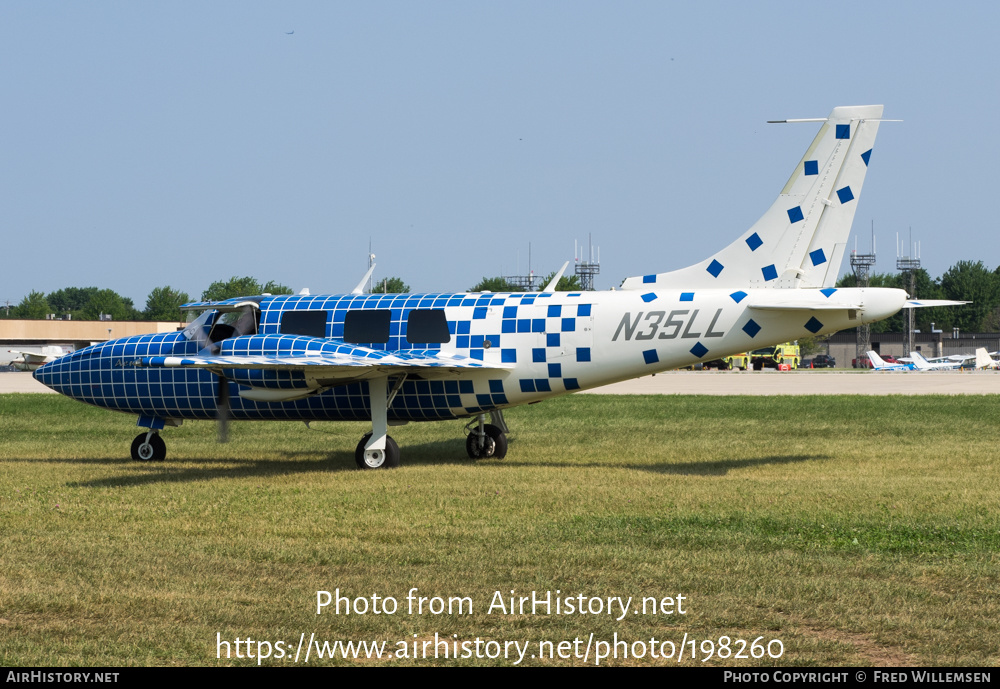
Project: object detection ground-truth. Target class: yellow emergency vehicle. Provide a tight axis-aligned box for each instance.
[749,342,800,370]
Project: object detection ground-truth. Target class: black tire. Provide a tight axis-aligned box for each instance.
[131,432,166,462]
[355,433,400,469]
[466,424,508,460]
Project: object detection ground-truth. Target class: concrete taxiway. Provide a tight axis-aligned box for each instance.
[585,370,999,395]
[3,370,997,396]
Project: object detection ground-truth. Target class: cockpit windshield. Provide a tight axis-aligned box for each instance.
[181,309,216,343]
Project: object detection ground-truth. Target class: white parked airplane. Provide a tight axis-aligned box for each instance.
[7,346,72,372]
[925,348,1000,370]
[973,348,999,369]
[907,351,963,371]
[34,105,965,467]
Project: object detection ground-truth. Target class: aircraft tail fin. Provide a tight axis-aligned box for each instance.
[908,351,932,370]
[867,350,886,368]
[975,347,994,369]
[622,105,884,291]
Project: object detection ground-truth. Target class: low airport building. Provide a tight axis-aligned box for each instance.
[1,319,184,365]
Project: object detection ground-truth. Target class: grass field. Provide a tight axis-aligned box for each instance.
[2,393,998,666]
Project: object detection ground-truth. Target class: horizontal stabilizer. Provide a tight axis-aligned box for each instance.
[903,300,970,308]
[747,300,861,311]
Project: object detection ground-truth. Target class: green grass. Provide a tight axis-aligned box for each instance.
[1,394,998,666]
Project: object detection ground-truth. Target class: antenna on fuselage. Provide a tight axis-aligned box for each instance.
[543,261,570,292]
[367,239,376,294]
[353,263,377,295]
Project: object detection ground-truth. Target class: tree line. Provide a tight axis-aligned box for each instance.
[836,260,1000,334]
[1,275,416,322]
[6,260,999,332]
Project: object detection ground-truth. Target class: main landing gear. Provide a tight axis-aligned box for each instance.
[131,431,166,461]
[355,432,400,469]
[355,375,405,470]
[354,376,511,468]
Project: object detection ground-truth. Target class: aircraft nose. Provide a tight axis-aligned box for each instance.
[33,358,60,391]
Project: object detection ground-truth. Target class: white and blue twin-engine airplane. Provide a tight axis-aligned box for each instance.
[35,105,958,468]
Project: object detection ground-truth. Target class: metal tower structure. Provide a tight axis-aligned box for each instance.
[573,235,600,291]
[504,243,537,291]
[896,231,921,356]
[504,274,537,291]
[850,232,877,366]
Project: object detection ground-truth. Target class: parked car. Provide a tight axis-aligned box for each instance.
[811,354,836,368]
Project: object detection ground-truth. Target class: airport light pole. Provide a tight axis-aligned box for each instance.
[850,230,876,367]
[896,231,920,357]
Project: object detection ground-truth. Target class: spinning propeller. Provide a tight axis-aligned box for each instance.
[189,310,233,444]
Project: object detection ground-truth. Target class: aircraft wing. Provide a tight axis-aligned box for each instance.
[140,349,511,378]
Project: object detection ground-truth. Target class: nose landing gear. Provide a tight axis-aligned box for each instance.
[465,414,508,460]
[131,431,166,461]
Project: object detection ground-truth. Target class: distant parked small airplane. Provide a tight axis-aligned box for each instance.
[867,351,915,371]
[7,346,72,372]
[927,348,1000,370]
[906,351,963,371]
[973,348,999,369]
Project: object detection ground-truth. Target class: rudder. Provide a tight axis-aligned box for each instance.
[622,105,884,291]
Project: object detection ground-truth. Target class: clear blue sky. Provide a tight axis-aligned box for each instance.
[3,1,998,309]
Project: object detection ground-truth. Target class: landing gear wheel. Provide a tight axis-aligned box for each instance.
[355,433,400,469]
[466,424,508,460]
[130,432,166,462]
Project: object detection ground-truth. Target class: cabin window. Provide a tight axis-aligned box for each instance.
[344,309,391,344]
[406,309,451,344]
[280,310,328,338]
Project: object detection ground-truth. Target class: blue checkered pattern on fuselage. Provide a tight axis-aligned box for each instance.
[34,292,597,424]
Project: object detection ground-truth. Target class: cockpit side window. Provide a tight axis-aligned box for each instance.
[182,306,259,350]
[211,308,259,342]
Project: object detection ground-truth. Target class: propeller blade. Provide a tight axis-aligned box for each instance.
[217,375,230,443]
